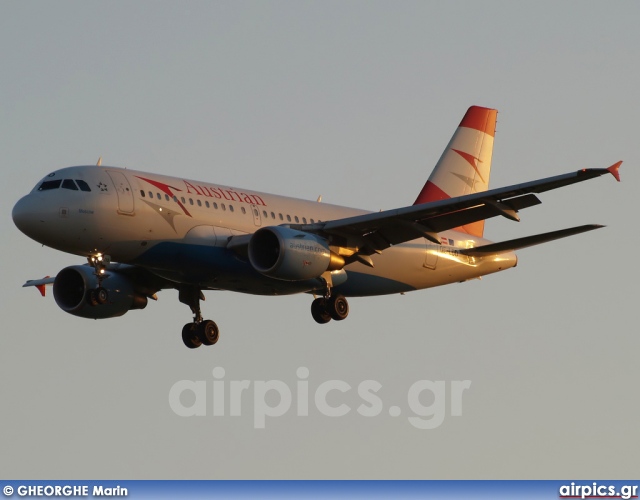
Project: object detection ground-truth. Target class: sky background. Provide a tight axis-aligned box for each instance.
[1,1,638,479]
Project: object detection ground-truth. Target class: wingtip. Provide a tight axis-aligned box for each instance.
[37,275,50,297]
[607,161,622,182]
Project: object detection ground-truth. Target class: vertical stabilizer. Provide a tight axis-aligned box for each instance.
[414,105,497,237]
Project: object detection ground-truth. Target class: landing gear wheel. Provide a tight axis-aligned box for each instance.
[95,287,109,304]
[197,320,220,346]
[182,323,202,349]
[311,298,332,324]
[87,289,99,306]
[328,294,349,321]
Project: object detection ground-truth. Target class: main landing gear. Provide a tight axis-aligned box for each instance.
[311,293,349,324]
[179,286,220,349]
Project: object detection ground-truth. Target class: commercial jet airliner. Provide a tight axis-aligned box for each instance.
[12,106,621,348]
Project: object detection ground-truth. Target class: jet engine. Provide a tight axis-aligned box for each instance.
[248,226,344,281]
[53,265,148,319]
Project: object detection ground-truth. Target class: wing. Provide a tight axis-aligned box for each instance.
[300,162,621,256]
[21,265,174,298]
[23,276,56,297]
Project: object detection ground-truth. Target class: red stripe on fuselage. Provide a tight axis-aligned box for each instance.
[136,176,192,217]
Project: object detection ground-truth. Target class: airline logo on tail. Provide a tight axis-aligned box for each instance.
[414,106,498,237]
[451,149,486,186]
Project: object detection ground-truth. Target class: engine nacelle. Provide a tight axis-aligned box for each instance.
[248,226,344,281]
[53,265,148,319]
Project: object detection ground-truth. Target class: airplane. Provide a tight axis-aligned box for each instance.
[11,106,622,349]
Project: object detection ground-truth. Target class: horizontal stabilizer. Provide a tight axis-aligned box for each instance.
[458,224,604,256]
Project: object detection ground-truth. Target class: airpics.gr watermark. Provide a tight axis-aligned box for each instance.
[168,367,471,429]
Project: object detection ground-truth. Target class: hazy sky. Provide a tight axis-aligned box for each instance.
[1,1,638,479]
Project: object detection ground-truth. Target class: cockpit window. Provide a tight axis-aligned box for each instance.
[38,180,62,191]
[76,180,91,192]
[62,179,79,190]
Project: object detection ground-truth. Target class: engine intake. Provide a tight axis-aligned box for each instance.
[53,265,148,319]
[248,226,344,281]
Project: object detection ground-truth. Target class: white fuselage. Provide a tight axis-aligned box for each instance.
[12,165,517,296]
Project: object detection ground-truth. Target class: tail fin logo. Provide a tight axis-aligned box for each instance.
[451,149,486,185]
[451,172,483,191]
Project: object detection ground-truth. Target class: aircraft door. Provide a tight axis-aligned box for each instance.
[250,204,261,226]
[423,242,438,270]
[107,171,135,215]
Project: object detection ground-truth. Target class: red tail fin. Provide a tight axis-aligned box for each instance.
[414,106,498,237]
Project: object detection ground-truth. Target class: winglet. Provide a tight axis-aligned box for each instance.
[23,275,56,297]
[36,276,50,297]
[607,161,622,182]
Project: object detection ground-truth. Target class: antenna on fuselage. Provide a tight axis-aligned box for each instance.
[317,195,322,203]
[96,157,102,166]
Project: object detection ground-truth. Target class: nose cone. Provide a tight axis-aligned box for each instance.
[12,195,40,238]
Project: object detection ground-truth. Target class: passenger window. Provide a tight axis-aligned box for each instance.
[173,196,178,202]
[76,180,91,192]
[302,217,307,224]
[140,190,146,198]
[287,215,291,222]
[241,207,246,214]
[197,200,202,207]
[230,205,234,212]
[189,198,194,205]
[271,212,275,219]
[279,213,284,221]
[205,201,210,208]
[213,202,218,209]
[222,204,226,211]
[157,193,161,200]
[294,216,299,223]
[62,179,79,190]
[165,194,170,201]
[181,197,186,203]
[263,210,268,218]
[310,219,315,224]
[149,191,153,198]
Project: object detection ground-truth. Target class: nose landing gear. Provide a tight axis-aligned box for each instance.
[87,253,111,306]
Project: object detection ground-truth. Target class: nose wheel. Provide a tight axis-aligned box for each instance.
[179,286,220,349]
[87,253,111,306]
